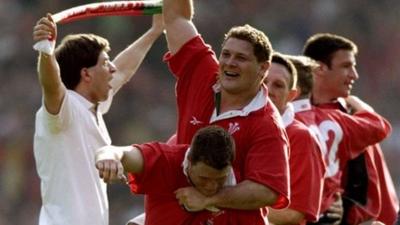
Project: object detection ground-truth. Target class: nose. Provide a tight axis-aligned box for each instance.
[108,61,117,73]
[350,67,359,80]
[223,56,237,68]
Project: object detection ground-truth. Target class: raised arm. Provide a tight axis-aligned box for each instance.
[163,0,198,54]
[95,145,144,183]
[33,14,66,114]
[110,14,164,94]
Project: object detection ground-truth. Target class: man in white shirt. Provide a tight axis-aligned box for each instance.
[32,13,164,225]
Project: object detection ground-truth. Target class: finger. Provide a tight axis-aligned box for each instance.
[95,162,105,178]
[117,163,127,183]
[117,162,124,178]
[175,190,187,201]
[109,161,120,182]
[47,13,54,22]
[325,213,341,219]
[119,174,128,184]
[35,17,54,31]
[33,31,53,42]
[33,23,55,39]
[35,15,56,40]
[102,161,111,183]
[174,188,183,196]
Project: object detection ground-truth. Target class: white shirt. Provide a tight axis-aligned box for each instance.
[34,90,112,225]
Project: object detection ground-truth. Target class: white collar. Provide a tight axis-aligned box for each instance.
[68,90,96,112]
[292,98,312,113]
[210,86,268,123]
[281,103,295,128]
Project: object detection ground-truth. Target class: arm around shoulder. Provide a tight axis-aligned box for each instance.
[206,180,279,210]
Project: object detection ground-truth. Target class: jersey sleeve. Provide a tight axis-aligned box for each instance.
[128,143,186,195]
[40,90,74,134]
[244,112,290,209]
[163,35,218,81]
[286,121,325,222]
[330,110,391,160]
[163,35,219,145]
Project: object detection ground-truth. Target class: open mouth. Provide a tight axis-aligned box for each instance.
[224,71,239,77]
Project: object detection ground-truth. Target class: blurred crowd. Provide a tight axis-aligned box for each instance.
[0,0,399,224]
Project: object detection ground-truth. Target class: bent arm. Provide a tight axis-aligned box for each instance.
[163,0,198,54]
[345,95,374,112]
[95,145,144,183]
[110,15,164,94]
[207,180,278,210]
[34,14,66,114]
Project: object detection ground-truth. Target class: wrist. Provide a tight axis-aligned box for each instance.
[95,145,125,162]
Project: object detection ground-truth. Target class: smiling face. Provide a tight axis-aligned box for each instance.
[218,38,269,97]
[187,161,231,197]
[86,51,116,102]
[317,49,359,99]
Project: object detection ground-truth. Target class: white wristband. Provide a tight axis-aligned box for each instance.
[33,39,55,55]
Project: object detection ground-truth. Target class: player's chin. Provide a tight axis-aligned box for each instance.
[100,92,109,101]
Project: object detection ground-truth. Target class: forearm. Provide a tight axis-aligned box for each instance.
[121,146,144,173]
[164,0,197,54]
[268,207,305,225]
[111,28,163,93]
[38,52,65,113]
[207,180,278,210]
[95,145,144,183]
[164,0,193,23]
[38,52,62,90]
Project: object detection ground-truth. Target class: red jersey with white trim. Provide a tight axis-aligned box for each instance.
[128,142,269,225]
[163,36,290,210]
[292,99,391,213]
[319,101,399,225]
[283,106,325,223]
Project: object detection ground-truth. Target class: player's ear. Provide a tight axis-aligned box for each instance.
[260,61,270,77]
[313,61,327,77]
[259,61,270,82]
[80,67,93,83]
[316,61,330,72]
[288,89,299,102]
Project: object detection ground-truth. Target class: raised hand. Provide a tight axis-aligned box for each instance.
[33,13,57,43]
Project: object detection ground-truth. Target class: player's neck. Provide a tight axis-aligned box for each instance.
[220,89,258,114]
[311,86,338,105]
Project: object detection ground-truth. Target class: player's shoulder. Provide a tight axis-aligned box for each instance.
[287,119,315,140]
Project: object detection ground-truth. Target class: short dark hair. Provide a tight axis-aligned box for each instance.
[286,55,319,97]
[271,52,297,90]
[303,33,358,68]
[55,34,110,90]
[189,125,235,170]
[223,24,273,63]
